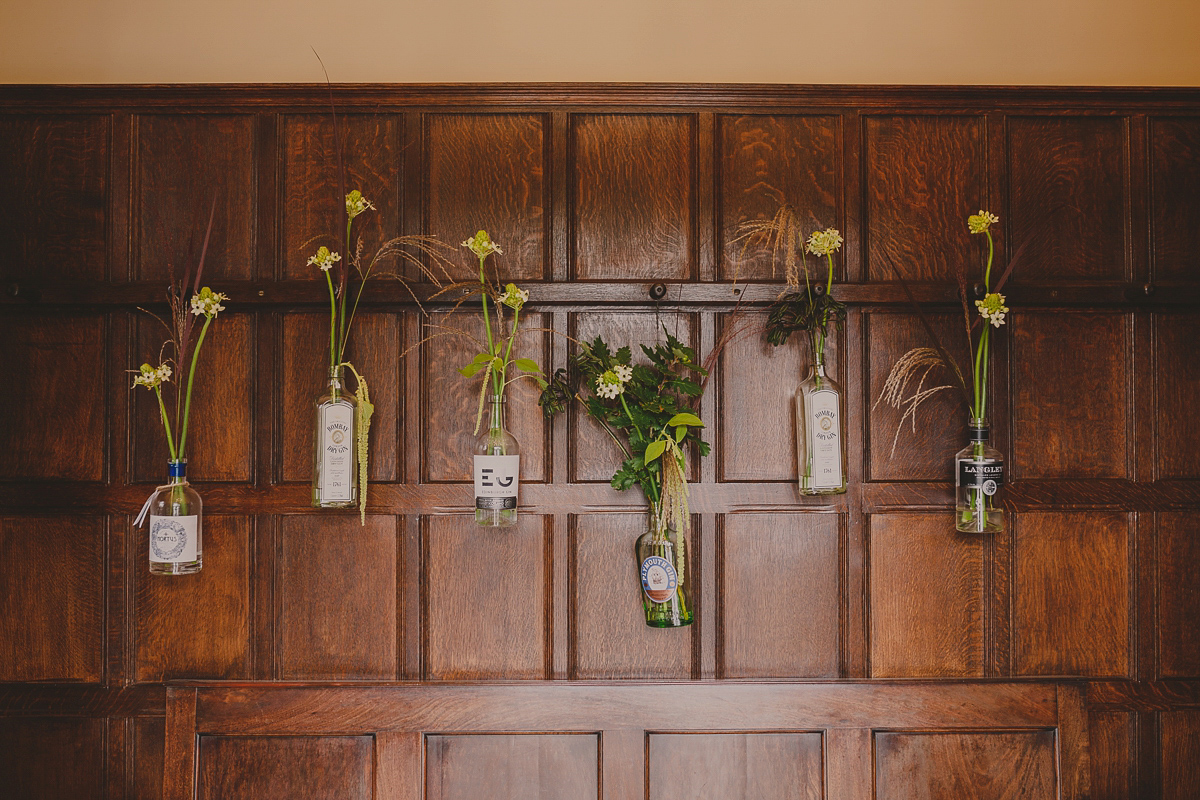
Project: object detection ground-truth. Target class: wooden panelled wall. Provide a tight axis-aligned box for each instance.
[2,84,1200,798]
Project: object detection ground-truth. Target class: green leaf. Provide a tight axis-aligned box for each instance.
[644,439,667,464]
[457,352,494,377]
[667,412,704,428]
[513,358,541,373]
[675,425,686,442]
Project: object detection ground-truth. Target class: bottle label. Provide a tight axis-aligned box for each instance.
[320,401,355,502]
[474,455,519,510]
[149,514,198,563]
[805,388,843,489]
[641,555,678,604]
[959,460,1005,496]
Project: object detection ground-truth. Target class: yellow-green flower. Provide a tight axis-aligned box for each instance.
[462,230,502,259]
[968,210,999,234]
[307,246,341,272]
[189,287,228,318]
[132,362,171,389]
[345,190,375,220]
[975,292,1009,327]
[805,228,844,257]
[498,282,529,311]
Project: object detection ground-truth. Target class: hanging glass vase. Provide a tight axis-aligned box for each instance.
[955,417,1005,533]
[635,503,693,628]
[474,395,520,527]
[313,366,358,508]
[796,330,847,495]
[148,458,203,575]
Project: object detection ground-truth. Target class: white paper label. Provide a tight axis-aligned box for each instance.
[320,401,354,502]
[474,455,520,510]
[149,514,198,563]
[806,388,844,489]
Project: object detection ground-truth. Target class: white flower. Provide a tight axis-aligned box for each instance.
[155,364,173,383]
[805,228,844,257]
[595,370,624,399]
[499,282,529,311]
[132,362,170,389]
[307,246,341,272]
[968,211,1000,234]
[189,287,228,318]
[462,230,502,259]
[975,292,1009,327]
[613,364,633,384]
[345,190,375,220]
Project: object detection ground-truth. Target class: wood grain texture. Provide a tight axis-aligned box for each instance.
[278,515,398,680]
[280,313,327,482]
[424,515,548,680]
[0,115,108,282]
[864,115,986,282]
[135,113,256,281]
[1012,311,1129,479]
[198,735,373,800]
[0,717,105,799]
[869,513,983,678]
[875,730,1057,800]
[1088,711,1133,800]
[647,732,823,800]
[134,515,250,682]
[280,114,401,280]
[1158,512,1200,678]
[426,113,547,281]
[1161,710,1200,800]
[1007,115,1127,282]
[1014,511,1131,678]
[717,114,841,281]
[719,512,839,678]
[427,734,598,800]
[0,314,105,481]
[571,114,694,280]
[133,717,166,800]
[1150,117,1200,283]
[571,513,693,680]
[1156,313,1200,479]
[344,312,402,483]
[0,516,104,682]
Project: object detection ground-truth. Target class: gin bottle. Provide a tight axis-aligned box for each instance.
[635,503,693,628]
[796,348,847,495]
[312,366,358,508]
[148,459,203,575]
[955,418,1005,533]
[474,395,519,527]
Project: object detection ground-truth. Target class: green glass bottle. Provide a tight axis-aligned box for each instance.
[635,503,693,628]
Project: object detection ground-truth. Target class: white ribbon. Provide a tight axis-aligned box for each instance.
[133,484,169,527]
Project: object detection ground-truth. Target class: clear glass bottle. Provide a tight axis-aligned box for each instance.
[148,459,203,575]
[313,366,358,508]
[474,395,520,527]
[796,342,847,495]
[635,503,693,628]
[955,417,1005,533]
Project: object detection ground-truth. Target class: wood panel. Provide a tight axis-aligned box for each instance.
[280,114,401,280]
[864,115,986,282]
[571,114,694,280]
[134,515,250,682]
[1149,117,1200,283]
[197,735,373,800]
[426,734,598,800]
[424,515,548,680]
[280,313,327,482]
[571,512,693,679]
[278,515,398,680]
[133,717,166,800]
[875,730,1057,800]
[1007,115,1127,282]
[1162,710,1200,800]
[0,516,104,682]
[135,114,256,281]
[1158,511,1200,677]
[1156,313,1200,479]
[425,113,547,281]
[344,312,402,483]
[719,512,839,678]
[0,717,104,799]
[0,314,105,481]
[648,732,823,800]
[0,115,108,282]
[1014,511,1131,678]
[869,513,983,678]
[1088,711,1133,800]
[718,114,841,281]
[1012,311,1128,479]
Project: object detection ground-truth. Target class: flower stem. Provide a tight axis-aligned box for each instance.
[177,314,213,459]
[325,270,338,370]
[155,386,178,460]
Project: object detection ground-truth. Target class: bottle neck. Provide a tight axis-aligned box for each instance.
[327,366,344,391]
[166,459,187,485]
[486,396,506,432]
[969,417,990,442]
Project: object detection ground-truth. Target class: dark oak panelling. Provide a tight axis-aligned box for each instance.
[278,515,398,680]
[1155,313,1200,479]
[869,513,983,678]
[198,735,373,800]
[425,113,547,281]
[133,718,166,800]
[719,512,839,678]
[1150,118,1200,283]
[571,114,694,280]
[0,115,108,282]
[0,717,105,799]
[280,114,401,280]
[134,516,250,682]
[426,734,598,800]
[0,516,104,682]
[648,732,824,800]
[424,515,548,680]
[1007,115,1127,282]
[1012,311,1129,479]
[717,114,841,281]
[1161,710,1200,800]
[1014,511,1131,678]
[571,513,693,679]
[0,314,105,481]
[1088,711,1134,800]
[875,730,1057,800]
[864,115,986,282]
[135,114,257,281]
[1157,512,1200,678]
[346,312,402,483]
[280,313,327,483]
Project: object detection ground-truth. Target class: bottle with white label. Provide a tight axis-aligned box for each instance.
[312,366,358,508]
[635,502,692,628]
[148,459,203,575]
[955,417,1005,533]
[795,348,847,496]
[474,395,519,527]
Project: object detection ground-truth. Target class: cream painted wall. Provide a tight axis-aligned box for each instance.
[2,0,1199,85]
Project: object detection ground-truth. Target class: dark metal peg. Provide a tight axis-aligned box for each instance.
[649,283,668,300]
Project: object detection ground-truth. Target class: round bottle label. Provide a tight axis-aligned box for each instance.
[640,556,678,604]
[149,514,198,563]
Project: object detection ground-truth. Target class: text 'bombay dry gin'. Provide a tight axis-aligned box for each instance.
[796,353,847,495]
[147,459,203,575]
[955,417,1005,533]
[474,396,519,527]
[313,366,358,508]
